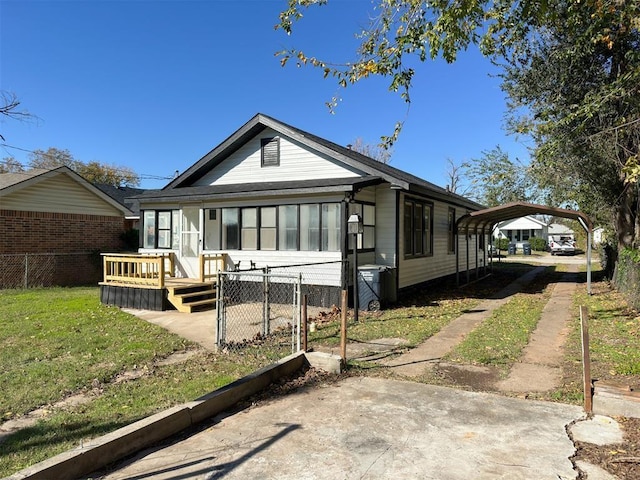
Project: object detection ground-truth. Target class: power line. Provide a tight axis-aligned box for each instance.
[0,143,174,181]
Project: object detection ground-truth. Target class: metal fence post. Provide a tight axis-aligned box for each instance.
[24,253,29,289]
[216,272,224,347]
[263,267,270,336]
[296,273,302,352]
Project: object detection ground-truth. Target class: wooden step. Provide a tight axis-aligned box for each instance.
[167,282,217,313]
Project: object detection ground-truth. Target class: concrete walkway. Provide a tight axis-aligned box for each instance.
[498,266,578,392]
[382,266,547,377]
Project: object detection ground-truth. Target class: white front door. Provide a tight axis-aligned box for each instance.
[180,207,201,278]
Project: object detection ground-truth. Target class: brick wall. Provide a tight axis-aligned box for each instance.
[0,209,125,254]
[0,210,126,287]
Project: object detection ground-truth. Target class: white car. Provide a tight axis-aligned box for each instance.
[548,235,576,255]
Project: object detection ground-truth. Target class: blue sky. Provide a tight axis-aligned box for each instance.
[1,0,531,190]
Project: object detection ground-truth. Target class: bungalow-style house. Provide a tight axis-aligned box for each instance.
[0,166,132,287]
[111,113,485,311]
[493,215,575,248]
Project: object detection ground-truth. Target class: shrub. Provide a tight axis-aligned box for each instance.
[529,237,547,251]
[496,237,510,250]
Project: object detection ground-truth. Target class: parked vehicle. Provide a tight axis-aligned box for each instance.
[548,235,576,255]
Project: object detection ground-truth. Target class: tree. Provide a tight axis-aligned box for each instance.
[277,0,640,248]
[444,158,463,194]
[463,147,533,207]
[0,156,24,173]
[496,1,640,249]
[349,137,392,164]
[1,91,35,141]
[29,147,140,187]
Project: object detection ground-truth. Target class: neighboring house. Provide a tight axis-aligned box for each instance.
[0,166,132,287]
[493,215,548,246]
[547,222,575,237]
[95,183,149,230]
[134,113,486,307]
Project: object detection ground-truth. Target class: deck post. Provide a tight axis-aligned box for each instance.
[158,256,165,289]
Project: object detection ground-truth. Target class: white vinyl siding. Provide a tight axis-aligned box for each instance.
[193,128,364,186]
[398,197,483,289]
[373,184,396,267]
[1,173,123,216]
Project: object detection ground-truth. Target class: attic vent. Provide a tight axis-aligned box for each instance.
[261,137,280,167]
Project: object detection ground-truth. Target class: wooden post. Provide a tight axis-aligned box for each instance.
[580,306,593,413]
[302,294,308,351]
[341,290,348,364]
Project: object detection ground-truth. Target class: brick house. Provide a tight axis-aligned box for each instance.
[0,166,132,287]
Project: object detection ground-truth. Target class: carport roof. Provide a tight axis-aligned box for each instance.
[457,201,593,232]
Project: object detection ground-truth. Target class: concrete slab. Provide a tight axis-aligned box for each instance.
[97,376,584,480]
[123,308,217,350]
[570,415,624,445]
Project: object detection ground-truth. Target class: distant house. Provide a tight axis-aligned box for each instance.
[0,166,132,287]
[493,216,575,248]
[132,113,486,307]
[493,215,548,246]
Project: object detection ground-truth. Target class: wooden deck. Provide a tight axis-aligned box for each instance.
[100,253,228,312]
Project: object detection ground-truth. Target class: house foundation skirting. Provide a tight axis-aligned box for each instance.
[100,285,169,311]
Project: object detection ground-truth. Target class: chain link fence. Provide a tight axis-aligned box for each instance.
[216,270,302,359]
[215,260,346,359]
[0,253,102,289]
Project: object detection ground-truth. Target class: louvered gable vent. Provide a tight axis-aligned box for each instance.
[261,137,280,167]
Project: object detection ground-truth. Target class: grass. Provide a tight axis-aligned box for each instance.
[308,263,537,355]
[0,287,268,477]
[445,266,555,370]
[3,258,639,475]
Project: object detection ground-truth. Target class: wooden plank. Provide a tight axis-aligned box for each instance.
[580,305,593,413]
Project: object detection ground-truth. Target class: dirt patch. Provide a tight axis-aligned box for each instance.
[433,362,502,392]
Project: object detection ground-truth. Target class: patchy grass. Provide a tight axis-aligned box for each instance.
[446,291,550,369]
[0,288,189,418]
[0,288,267,477]
[554,273,640,400]
[443,266,555,369]
[0,351,251,475]
[309,263,537,353]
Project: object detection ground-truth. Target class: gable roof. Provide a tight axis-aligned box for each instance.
[156,113,483,210]
[94,183,153,219]
[0,166,133,216]
[496,215,548,229]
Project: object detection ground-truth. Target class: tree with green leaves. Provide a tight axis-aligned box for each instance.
[277,0,640,249]
[463,146,533,207]
[29,147,140,187]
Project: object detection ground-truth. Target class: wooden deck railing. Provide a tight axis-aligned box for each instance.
[102,253,229,287]
[199,253,230,282]
[102,253,175,288]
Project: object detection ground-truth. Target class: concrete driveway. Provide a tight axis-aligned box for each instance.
[96,376,585,480]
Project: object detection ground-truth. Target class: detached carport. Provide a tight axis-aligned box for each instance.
[456,201,594,294]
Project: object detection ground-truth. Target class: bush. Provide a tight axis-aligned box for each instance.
[496,238,510,250]
[529,237,547,251]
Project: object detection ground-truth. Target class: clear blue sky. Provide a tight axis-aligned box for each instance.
[1,0,531,190]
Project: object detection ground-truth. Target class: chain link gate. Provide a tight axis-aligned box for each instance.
[216,270,302,359]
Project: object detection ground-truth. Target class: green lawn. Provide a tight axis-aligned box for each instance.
[0,287,259,476]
